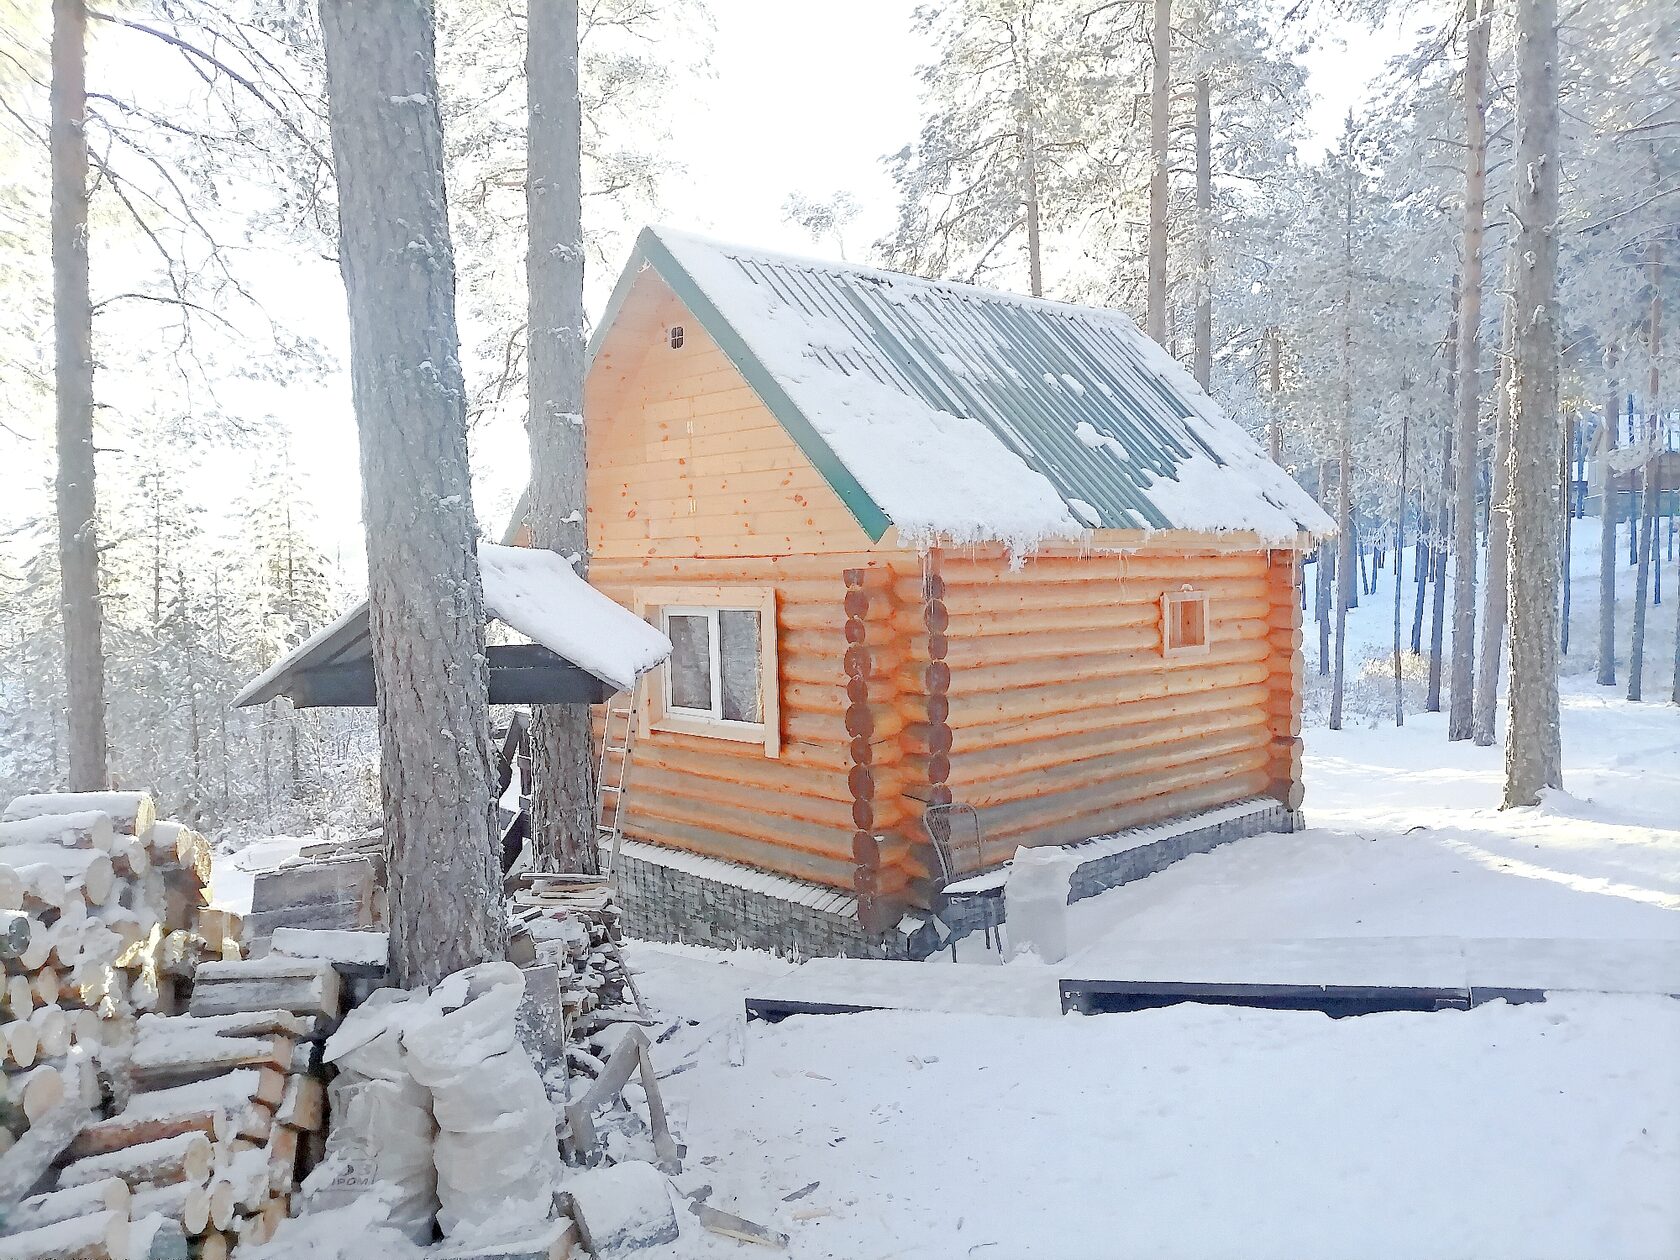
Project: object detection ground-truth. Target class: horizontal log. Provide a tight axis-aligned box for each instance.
[60,1131,213,1190]
[0,1208,128,1260]
[626,764,909,835]
[129,1033,294,1090]
[631,741,884,806]
[955,724,1269,810]
[3,792,155,839]
[970,766,1275,866]
[940,634,1269,703]
[627,790,854,868]
[619,815,855,892]
[2,1179,130,1237]
[947,652,1271,730]
[0,813,116,854]
[947,700,1270,790]
[974,748,1270,845]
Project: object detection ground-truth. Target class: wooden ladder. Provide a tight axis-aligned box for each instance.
[596,692,638,886]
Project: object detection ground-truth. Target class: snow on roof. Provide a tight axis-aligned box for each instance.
[477,543,670,693]
[234,544,670,707]
[624,226,1332,550]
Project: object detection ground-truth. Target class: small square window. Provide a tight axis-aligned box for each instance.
[1161,589,1210,658]
[668,325,685,349]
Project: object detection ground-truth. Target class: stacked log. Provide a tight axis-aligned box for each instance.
[508,875,634,1028]
[242,851,380,950]
[0,793,225,1155]
[15,991,336,1255]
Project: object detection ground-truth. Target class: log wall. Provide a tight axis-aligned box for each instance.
[933,546,1300,873]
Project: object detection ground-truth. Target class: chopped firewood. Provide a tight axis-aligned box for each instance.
[127,1034,294,1091]
[0,1099,94,1207]
[1,1178,130,1237]
[274,1076,322,1134]
[264,1126,298,1195]
[0,1207,128,1260]
[188,959,341,1021]
[0,813,117,855]
[58,1132,213,1190]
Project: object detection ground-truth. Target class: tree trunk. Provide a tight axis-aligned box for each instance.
[1331,425,1352,730]
[1472,298,1515,745]
[1394,411,1409,727]
[1426,428,1452,712]
[1628,458,1655,701]
[1597,385,1618,685]
[50,0,106,792]
[1192,74,1211,390]
[1021,96,1044,298]
[525,0,599,875]
[1411,535,1428,653]
[1266,326,1283,463]
[1503,0,1563,807]
[1447,0,1489,741]
[1146,0,1170,343]
[1561,418,1575,648]
[316,0,505,985]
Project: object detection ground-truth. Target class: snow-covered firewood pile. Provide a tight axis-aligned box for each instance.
[507,874,637,1022]
[0,789,341,1259]
[0,792,227,1147]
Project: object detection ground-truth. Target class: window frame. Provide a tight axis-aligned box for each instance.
[635,585,780,757]
[1160,587,1212,659]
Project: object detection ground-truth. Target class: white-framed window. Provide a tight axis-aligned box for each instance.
[635,586,780,757]
[1161,587,1211,658]
[661,605,764,725]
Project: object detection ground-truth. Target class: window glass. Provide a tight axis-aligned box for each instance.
[718,610,762,723]
[666,613,713,712]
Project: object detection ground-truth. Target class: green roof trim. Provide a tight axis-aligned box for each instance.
[628,229,893,541]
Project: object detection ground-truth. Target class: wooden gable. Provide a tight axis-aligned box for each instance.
[585,269,877,561]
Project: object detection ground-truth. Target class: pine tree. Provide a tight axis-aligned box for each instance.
[524,0,597,874]
[316,0,505,985]
[1502,0,1562,808]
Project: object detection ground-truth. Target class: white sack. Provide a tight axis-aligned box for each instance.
[404,962,564,1237]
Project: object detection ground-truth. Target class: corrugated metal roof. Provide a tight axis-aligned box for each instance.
[591,227,1331,547]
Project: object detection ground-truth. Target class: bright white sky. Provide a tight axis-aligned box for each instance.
[66,1,1422,586]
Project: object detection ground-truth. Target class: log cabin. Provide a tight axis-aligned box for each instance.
[511,227,1334,958]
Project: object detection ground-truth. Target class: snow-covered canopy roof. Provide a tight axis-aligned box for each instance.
[590,227,1332,551]
[235,543,671,707]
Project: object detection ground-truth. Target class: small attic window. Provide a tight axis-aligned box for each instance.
[1161,588,1211,659]
[667,325,685,349]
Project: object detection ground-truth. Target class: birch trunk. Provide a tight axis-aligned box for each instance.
[316,0,506,984]
[1192,74,1211,390]
[1146,0,1170,343]
[1447,0,1489,740]
[1596,384,1618,685]
[51,0,107,792]
[1561,418,1575,650]
[1472,298,1515,745]
[1503,0,1563,806]
[526,0,598,874]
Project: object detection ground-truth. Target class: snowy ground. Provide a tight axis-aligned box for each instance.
[628,521,1680,1260]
